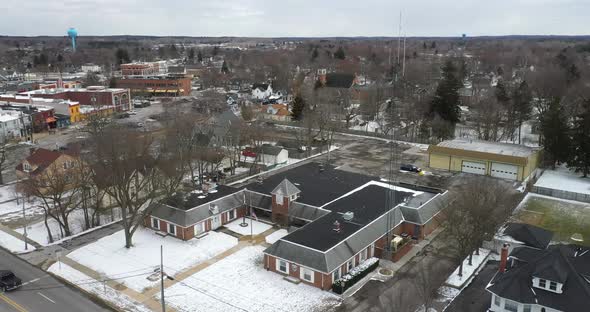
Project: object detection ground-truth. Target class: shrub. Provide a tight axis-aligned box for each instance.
[332,257,379,294]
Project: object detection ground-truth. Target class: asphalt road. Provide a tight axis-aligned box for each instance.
[0,248,111,312]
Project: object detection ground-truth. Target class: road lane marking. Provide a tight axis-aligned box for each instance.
[36,292,56,304]
[21,275,49,287]
[0,292,28,312]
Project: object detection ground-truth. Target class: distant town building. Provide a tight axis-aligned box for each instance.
[121,61,167,76]
[81,64,102,73]
[16,86,132,112]
[115,75,191,97]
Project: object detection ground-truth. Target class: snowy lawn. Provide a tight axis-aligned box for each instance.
[535,167,590,195]
[48,262,152,312]
[445,248,490,288]
[515,193,590,246]
[265,229,288,244]
[0,184,44,221]
[163,246,340,312]
[16,208,122,246]
[68,228,238,292]
[224,218,272,236]
[0,230,36,253]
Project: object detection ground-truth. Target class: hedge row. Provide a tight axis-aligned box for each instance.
[332,258,380,294]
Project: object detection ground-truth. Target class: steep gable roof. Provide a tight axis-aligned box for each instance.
[271,179,301,197]
[503,222,553,250]
[325,73,355,89]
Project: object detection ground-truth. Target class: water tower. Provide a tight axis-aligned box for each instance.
[67,27,78,52]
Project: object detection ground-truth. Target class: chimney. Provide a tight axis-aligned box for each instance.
[499,243,509,273]
[29,147,37,156]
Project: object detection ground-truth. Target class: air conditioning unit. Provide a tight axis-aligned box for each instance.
[343,211,354,221]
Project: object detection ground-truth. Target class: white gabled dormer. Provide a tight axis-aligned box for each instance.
[532,277,563,294]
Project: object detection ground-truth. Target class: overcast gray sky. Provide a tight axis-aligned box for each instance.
[1,0,587,37]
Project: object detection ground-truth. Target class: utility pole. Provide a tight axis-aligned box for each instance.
[20,178,28,251]
[160,245,165,312]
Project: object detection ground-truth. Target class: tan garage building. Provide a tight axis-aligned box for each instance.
[427,139,541,181]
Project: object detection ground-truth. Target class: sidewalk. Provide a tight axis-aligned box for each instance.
[342,226,446,298]
[0,223,42,249]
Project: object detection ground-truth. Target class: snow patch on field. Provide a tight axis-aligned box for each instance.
[445,248,490,288]
[164,246,340,312]
[224,218,272,236]
[0,230,35,253]
[48,262,152,312]
[68,228,238,292]
[16,208,122,246]
[265,229,288,244]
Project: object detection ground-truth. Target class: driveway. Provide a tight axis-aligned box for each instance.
[444,261,498,312]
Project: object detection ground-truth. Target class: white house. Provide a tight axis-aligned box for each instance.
[81,64,102,73]
[257,145,288,166]
[0,111,26,143]
[252,83,273,100]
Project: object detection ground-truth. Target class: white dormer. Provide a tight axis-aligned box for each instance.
[532,277,563,294]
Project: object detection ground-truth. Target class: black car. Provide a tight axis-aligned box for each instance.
[400,164,421,172]
[0,270,22,291]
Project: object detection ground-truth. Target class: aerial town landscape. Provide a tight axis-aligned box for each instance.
[0,1,589,312]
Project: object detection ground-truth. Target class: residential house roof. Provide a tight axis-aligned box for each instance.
[487,244,590,312]
[252,83,269,91]
[325,73,355,89]
[258,145,286,157]
[502,223,553,250]
[15,146,80,175]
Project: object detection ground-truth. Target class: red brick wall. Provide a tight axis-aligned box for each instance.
[321,272,332,290]
[116,77,191,96]
[182,225,194,241]
[271,195,289,225]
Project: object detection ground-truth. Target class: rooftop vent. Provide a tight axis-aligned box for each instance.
[342,211,354,221]
[209,203,219,214]
[333,221,341,233]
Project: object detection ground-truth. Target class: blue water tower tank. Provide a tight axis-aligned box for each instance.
[67,27,78,52]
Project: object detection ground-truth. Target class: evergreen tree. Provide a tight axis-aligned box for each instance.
[108,76,117,88]
[423,42,427,49]
[333,47,346,60]
[212,46,219,56]
[291,95,305,121]
[512,81,533,143]
[430,41,436,49]
[115,48,130,65]
[569,99,590,177]
[540,97,571,169]
[188,48,195,61]
[311,48,319,62]
[57,54,64,63]
[197,50,203,63]
[494,80,510,105]
[429,60,462,124]
[221,61,230,74]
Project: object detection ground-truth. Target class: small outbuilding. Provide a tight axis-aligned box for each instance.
[427,139,541,181]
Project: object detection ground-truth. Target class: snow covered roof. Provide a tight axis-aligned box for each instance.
[435,139,537,158]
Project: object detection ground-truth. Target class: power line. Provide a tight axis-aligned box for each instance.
[16,269,155,292]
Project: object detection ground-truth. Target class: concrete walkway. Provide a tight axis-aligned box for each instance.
[341,225,446,298]
[0,223,42,249]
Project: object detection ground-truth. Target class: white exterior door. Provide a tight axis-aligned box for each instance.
[461,161,486,175]
[211,215,221,230]
[491,163,518,180]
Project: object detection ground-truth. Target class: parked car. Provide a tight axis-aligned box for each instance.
[400,164,421,172]
[128,110,137,115]
[0,270,22,291]
[116,113,130,119]
[242,150,257,158]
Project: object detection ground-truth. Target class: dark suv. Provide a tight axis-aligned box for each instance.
[400,164,421,172]
[0,270,22,291]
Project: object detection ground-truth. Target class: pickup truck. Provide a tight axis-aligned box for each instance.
[0,270,22,291]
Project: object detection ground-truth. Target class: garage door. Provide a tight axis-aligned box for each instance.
[461,161,486,175]
[491,163,518,180]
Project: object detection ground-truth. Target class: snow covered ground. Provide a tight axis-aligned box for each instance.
[0,230,36,253]
[445,248,490,288]
[0,184,45,222]
[48,262,152,312]
[265,229,288,244]
[16,208,122,246]
[68,228,238,292]
[163,246,340,312]
[224,218,272,236]
[535,167,590,195]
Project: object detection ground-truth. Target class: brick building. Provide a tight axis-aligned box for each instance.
[17,86,131,112]
[147,162,448,290]
[121,62,162,76]
[115,75,191,96]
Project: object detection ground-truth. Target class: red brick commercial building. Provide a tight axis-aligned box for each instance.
[115,75,191,97]
[18,86,131,112]
[121,62,164,76]
[147,162,448,290]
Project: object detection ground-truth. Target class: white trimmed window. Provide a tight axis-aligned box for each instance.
[493,295,500,306]
[168,223,176,235]
[539,279,546,288]
[151,217,159,230]
[360,248,367,262]
[228,209,236,220]
[523,304,531,312]
[23,162,31,171]
[276,259,288,274]
[300,268,314,283]
[333,267,341,281]
[504,300,518,312]
[347,260,354,272]
[549,281,557,291]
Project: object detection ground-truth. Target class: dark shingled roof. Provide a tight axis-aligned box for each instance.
[325,73,355,88]
[258,145,285,156]
[271,179,300,197]
[502,223,553,250]
[243,163,374,207]
[487,244,590,312]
